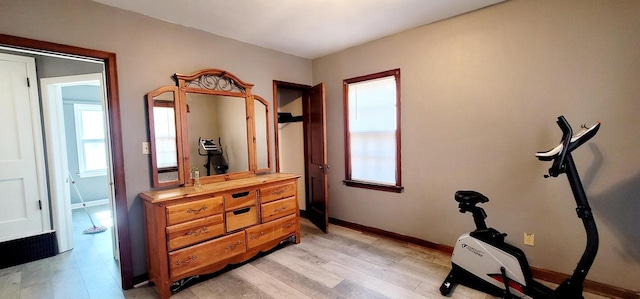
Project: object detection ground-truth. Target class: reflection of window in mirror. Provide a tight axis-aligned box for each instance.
[153,105,177,181]
[148,87,182,188]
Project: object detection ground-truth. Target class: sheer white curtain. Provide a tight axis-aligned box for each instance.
[348,76,397,184]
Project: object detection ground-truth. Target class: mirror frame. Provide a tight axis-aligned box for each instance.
[147,85,184,188]
[175,68,271,185]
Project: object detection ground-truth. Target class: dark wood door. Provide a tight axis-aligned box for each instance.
[303,83,328,233]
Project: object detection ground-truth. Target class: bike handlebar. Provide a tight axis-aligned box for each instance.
[536,116,600,177]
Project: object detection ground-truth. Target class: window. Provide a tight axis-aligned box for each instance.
[74,103,107,177]
[343,69,402,192]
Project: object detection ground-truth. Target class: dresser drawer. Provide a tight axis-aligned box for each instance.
[224,189,257,211]
[246,214,298,250]
[166,214,224,251]
[168,231,245,280]
[261,196,297,222]
[166,196,223,226]
[225,206,258,232]
[260,182,296,204]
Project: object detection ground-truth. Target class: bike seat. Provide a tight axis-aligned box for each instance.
[455,190,489,205]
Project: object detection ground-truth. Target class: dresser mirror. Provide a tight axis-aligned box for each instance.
[147,85,184,188]
[147,68,272,188]
[254,95,271,172]
[185,93,249,176]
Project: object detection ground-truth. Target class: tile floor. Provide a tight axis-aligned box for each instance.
[0,204,123,299]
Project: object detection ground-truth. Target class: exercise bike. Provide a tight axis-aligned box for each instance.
[440,116,601,299]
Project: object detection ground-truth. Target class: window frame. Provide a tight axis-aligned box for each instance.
[73,103,107,178]
[343,69,403,193]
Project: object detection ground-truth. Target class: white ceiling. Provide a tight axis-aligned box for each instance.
[92,0,504,59]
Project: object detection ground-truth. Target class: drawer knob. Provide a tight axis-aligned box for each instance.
[175,255,197,266]
[273,206,287,213]
[249,231,264,240]
[185,226,208,236]
[225,240,242,250]
[272,189,285,195]
[187,205,207,214]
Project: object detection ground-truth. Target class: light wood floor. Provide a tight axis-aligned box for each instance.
[0,216,610,298]
[128,218,610,298]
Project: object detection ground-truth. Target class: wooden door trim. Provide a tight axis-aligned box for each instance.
[0,34,133,289]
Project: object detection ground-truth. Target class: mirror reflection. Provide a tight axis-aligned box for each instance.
[254,97,269,171]
[186,94,248,177]
[148,87,182,187]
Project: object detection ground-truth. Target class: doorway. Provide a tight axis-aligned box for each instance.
[40,73,117,259]
[0,34,132,289]
[273,81,329,233]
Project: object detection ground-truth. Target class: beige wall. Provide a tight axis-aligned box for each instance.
[313,0,640,291]
[2,0,639,292]
[0,0,312,276]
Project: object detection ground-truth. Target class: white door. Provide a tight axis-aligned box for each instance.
[0,53,50,242]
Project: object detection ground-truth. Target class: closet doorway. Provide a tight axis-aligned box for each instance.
[273,81,329,233]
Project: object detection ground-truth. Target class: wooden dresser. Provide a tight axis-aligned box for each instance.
[139,173,301,299]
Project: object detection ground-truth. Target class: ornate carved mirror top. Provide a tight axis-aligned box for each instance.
[179,69,252,94]
[147,68,271,188]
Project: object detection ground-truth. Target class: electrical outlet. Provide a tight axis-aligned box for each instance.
[142,142,150,154]
[524,232,535,246]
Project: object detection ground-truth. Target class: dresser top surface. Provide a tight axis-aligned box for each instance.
[140,173,300,203]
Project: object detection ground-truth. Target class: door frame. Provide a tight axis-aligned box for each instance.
[0,34,133,289]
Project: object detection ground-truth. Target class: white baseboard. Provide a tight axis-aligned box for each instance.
[71,199,109,210]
